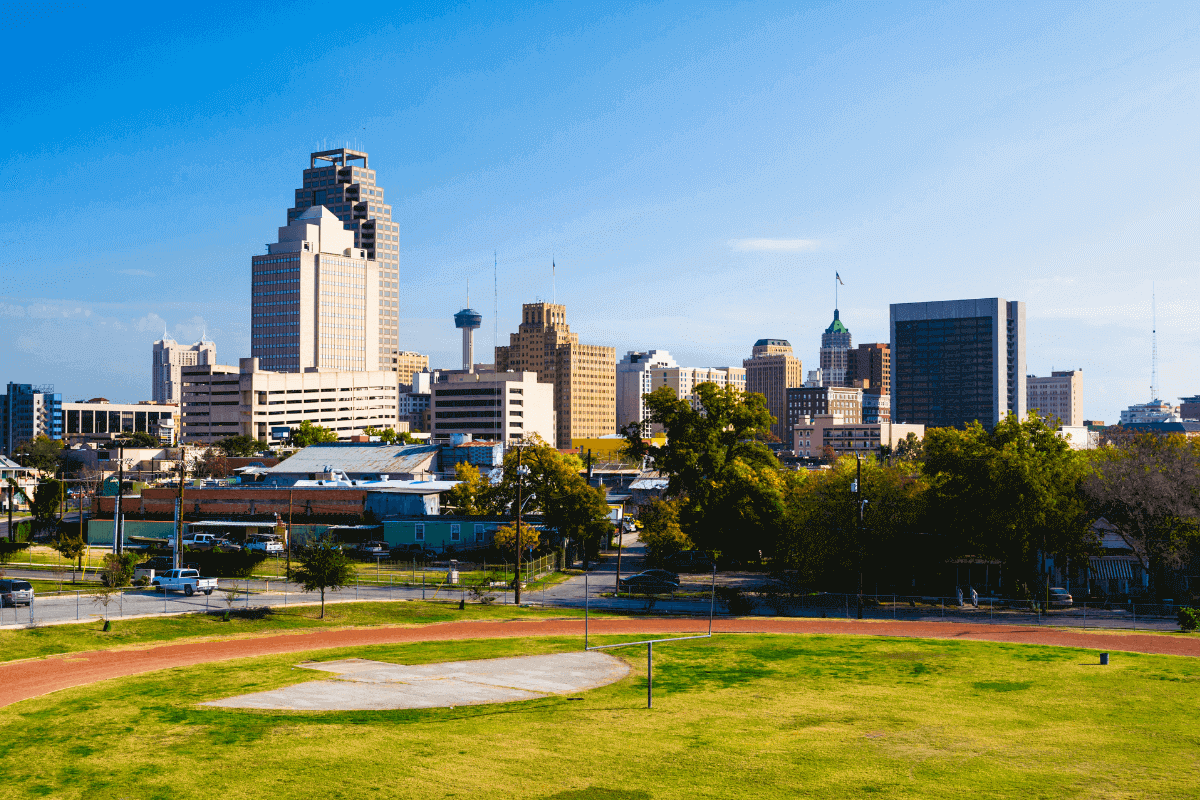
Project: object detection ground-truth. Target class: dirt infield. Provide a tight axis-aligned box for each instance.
[3,617,1199,709]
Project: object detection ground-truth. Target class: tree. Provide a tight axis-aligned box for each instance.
[1083,433,1200,598]
[291,420,338,447]
[486,440,611,567]
[443,462,491,515]
[115,431,160,448]
[15,435,63,472]
[293,533,355,618]
[216,435,265,457]
[923,413,1093,601]
[361,426,420,445]
[624,383,784,560]
[195,448,229,479]
[52,531,87,582]
[31,479,65,537]
[493,521,541,559]
[637,498,693,566]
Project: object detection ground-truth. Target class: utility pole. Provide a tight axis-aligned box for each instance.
[287,489,294,581]
[514,446,523,605]
[114,445,124,555]
[174,450,186,569]
[6,481,13,543]
[856,454,864,620]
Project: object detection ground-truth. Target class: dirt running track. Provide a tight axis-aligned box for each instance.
[4,617,1200,709]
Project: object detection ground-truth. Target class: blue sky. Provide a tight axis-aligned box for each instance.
[1,1,1197,423]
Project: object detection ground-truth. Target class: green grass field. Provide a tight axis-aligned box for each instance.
[0,600,594,663]
[2,633,1198,798]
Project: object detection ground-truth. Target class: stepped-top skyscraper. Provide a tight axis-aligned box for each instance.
[819,309,852,387]
[281,148,401,372]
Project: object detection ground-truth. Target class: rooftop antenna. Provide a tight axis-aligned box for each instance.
[552,255,556,304]
[493,251,498,354]
[1151,284,1158,401]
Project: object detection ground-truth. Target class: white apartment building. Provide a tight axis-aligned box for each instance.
[430,371,554,443]
[250,205,379,373]
[617,350,746,434]
[1120,400,1178,425]
[616,350,679,431]
[153,339,215,404]
[181,358,398,445]
[1026,369,1083,426]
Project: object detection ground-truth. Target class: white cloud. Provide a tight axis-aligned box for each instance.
[119,269,156,277]
[728,238,821,252]
[135,312,168,334]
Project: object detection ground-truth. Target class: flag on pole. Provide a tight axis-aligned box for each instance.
[836,272,844,285]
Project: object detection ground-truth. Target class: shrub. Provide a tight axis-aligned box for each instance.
[1178,606,1199,632]
[0,541,31,564]
[717,586,756,615]
[100,553,139,587]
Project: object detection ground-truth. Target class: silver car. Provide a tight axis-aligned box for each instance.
[0,579,34,607]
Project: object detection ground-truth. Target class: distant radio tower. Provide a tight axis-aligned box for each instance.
[1151,285,1158,401]
[493,251,498,356]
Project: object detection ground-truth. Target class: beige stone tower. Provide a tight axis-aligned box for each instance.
[495,302,616,448]
[743,339,803,441]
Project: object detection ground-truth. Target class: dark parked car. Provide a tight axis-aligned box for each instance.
[617,572,680,594]
[390,544,438,562]
[631,568,679,585]
[0,579,34,607]
[664,551,715,573]
[355,541,390,559]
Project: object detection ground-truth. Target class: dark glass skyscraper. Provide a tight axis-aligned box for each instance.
[889,298,1026,428]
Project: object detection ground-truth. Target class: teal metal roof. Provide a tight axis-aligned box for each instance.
[825,309,849,335]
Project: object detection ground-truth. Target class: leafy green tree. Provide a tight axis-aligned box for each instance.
[443,462,491,515]
[923,413,1093,600]
[624,383,784,560]
[215,435,265,457]
[1083,433,1200,598]
[637,498,693,566]
[360,426,420,445]
[31,479,65,536]
[487,440,611,567]
[15,435,63,471]
[99,552,139,588]
[195,448,228,479]
[293,533,356,618]
[493,521,540,558]
[115,431,160,448]
[291,420,338,447]
[52,531,88,582]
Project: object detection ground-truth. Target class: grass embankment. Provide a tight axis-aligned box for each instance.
[2,634,1198,798]
[0,600,594,663]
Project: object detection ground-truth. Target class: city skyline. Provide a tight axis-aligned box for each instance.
[1,2,1197,424]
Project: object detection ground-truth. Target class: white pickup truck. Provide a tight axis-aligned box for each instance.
[152,569,218,596]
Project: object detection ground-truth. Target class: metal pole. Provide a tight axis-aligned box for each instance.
[114,447,124,555]
[286,490,293,582]
[647,642,653,709]
[709,564,717,635]
[856,455,863,620]
[515,446,522,604]
[175,454,185,570]
[584,570,589,649]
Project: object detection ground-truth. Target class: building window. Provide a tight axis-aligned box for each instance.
[474,524,485,543]
[450,523,461,542]
[415,523,425,542]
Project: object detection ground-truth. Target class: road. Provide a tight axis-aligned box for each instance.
[0,532,1177,632]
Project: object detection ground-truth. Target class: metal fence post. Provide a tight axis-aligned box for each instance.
[76,591,80,620]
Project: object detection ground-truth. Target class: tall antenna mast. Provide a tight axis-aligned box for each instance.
[1151,284,1158,401]
[493,251,498,356]
[552,256,556,304]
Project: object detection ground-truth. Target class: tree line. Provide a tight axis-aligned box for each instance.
[625,384,1200,600]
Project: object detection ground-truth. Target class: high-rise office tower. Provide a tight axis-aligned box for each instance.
[890,298,1026,428]
[494,302,616,448]
[819,310,852,387]
[847,343,891,396]
[153,339,215,403]
[743,339,803,442]
[250,206,378,372]
[1027,369,1083,426]
[616,350,679,432]
[286,149,401,372]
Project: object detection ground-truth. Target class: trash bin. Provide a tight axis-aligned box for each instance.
[448,559,459,585]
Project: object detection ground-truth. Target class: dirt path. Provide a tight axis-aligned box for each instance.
[3,617,1198,709]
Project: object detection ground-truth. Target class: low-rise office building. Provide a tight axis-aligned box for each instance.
[792,415,924,459]
[64,399,180,445]
[430,371,554,443]
[181,358,399,445]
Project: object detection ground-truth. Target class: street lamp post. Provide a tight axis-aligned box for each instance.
[513,447,531,604]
